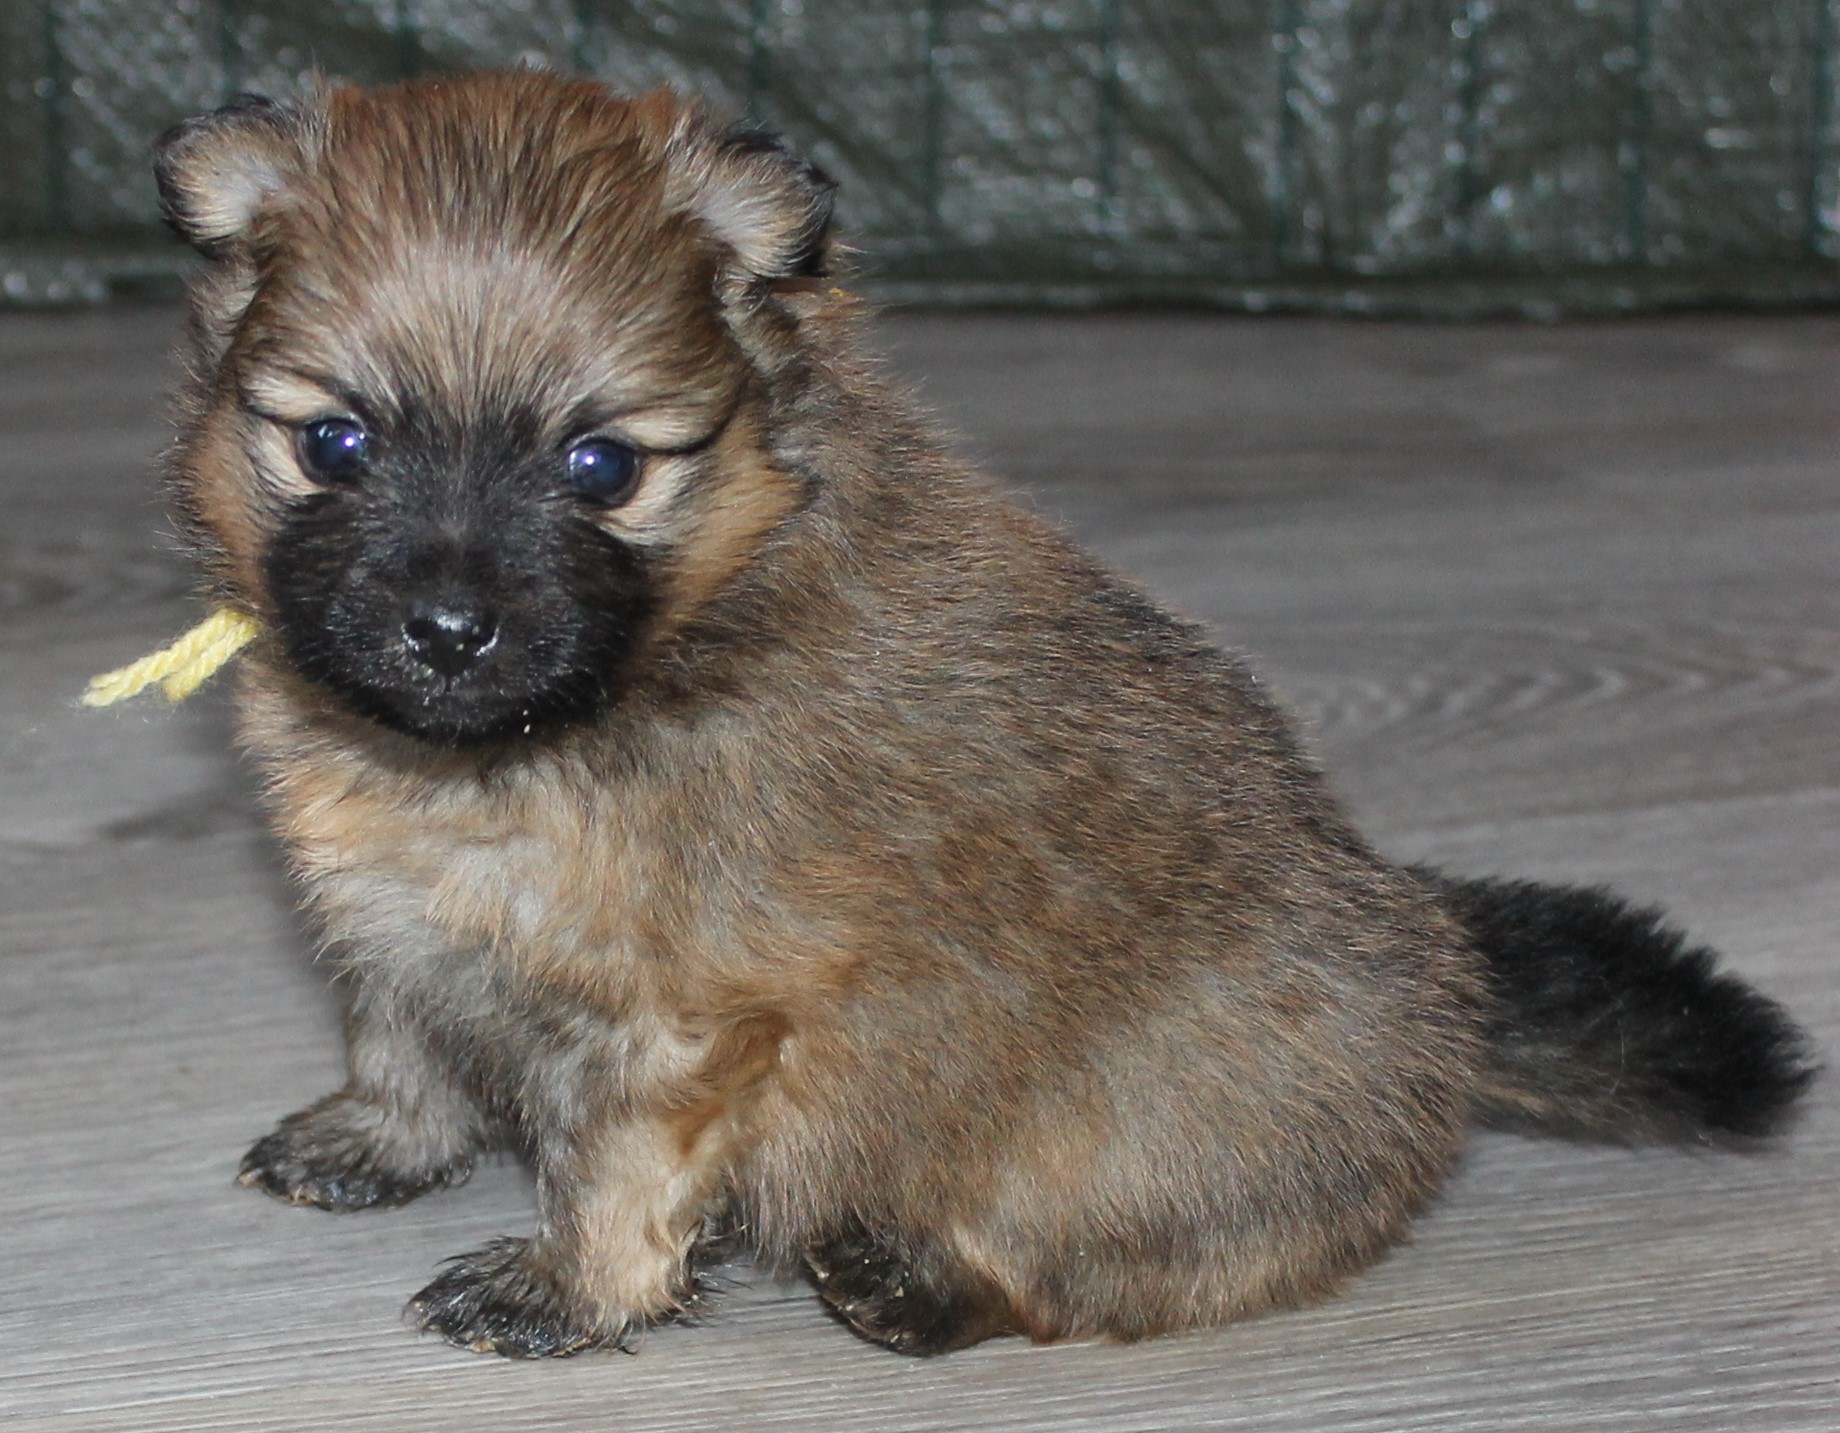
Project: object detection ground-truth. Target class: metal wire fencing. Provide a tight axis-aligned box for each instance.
[1,1,1836,313]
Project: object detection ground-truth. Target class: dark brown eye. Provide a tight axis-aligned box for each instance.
[564,438,640,506]
[297,419,369,483]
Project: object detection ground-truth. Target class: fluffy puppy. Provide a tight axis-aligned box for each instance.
[150,71,1812,1357]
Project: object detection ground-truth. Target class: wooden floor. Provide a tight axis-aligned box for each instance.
[2,306,1835,1430]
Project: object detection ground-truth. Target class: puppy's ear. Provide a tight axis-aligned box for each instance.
[687,126,837,284]
[154,93,309,255]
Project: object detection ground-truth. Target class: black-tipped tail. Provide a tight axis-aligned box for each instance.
[1423,873,1816,1143]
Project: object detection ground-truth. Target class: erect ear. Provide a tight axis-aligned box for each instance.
[686,126,838,284]
[153,93,309,255]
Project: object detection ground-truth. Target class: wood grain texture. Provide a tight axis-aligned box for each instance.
[2,307,1834,1430]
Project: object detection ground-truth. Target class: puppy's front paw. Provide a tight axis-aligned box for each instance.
[409,1238,631,1358]
[238,1096,472,1211]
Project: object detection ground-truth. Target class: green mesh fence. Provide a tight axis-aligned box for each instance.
[1,1,1837,314]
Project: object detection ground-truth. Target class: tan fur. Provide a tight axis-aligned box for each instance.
[161,72,1497,1355]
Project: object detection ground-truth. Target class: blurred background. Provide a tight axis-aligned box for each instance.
[1,0,1836,315]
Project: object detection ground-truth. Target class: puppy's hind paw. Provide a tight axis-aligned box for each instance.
[807,1221,1017,1356]
[409,1238,633,1358]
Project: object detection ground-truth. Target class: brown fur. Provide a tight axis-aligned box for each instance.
[148,72,1804,1358]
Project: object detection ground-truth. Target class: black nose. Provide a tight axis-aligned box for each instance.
[402,602,498,678]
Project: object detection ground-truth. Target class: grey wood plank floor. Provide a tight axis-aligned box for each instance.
[2,307,1835,1431]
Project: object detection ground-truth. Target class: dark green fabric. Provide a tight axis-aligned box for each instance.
[2,1,1836,313]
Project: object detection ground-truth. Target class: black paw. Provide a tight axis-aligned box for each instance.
[237,1105,471,1211]
[807,1222,1013,1356]
[409,1238,630,1358]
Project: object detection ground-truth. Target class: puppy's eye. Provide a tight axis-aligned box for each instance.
[297,419,370,483]
[564,438,640,506]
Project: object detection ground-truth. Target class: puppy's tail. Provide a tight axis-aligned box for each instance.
[1420,872,1816,1143]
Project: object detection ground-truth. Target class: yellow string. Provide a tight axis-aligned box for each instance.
[82,607,262,707]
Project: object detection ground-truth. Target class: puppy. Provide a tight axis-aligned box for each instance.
[150,71,1812,1357]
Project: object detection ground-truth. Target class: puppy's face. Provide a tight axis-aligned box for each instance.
[158,75,833,743]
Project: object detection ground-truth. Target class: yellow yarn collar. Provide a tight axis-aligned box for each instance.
[83,607,261,706]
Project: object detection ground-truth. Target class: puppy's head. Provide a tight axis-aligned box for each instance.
[158,72,836,744]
